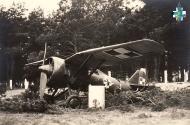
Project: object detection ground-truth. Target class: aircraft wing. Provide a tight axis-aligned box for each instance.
[65,39,165,69]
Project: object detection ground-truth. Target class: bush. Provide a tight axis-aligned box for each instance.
[105,87,190,111]
[151,103,167,111]
[0,90,47,113]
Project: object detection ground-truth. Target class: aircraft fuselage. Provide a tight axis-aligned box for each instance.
[38,57,143,93]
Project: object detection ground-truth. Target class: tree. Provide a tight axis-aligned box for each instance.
[0,3,27,82]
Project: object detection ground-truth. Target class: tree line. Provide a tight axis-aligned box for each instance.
[0,0,187,83]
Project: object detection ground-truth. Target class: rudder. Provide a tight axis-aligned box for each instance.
[128,68,147,85]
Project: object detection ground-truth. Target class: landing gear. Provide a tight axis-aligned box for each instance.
[44,87,83,109]
[65,95,81,108]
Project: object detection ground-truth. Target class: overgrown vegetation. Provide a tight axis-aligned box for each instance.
[106,87,190,111]
[0,90,47,113]
[0,87,190,113]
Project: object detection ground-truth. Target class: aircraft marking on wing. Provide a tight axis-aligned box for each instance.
[104,47,142,59]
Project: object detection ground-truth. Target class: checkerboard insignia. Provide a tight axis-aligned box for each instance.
[104,48,141,59]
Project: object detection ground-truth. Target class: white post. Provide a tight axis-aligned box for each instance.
[108,71,111,77]
[20,81,23,88]
[184,69,188,82]
[126,75,129,81]
[164,70,168,83]
[187,70,189,82]
[9,79,13,90]
[88,85,105,109]
[24,78,29,90]
[39,72,48,99]
[184,69,186,82]
[179,70,181,82]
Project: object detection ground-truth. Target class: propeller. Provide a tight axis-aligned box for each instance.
[39,42,48,99]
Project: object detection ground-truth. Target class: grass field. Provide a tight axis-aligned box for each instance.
[0,107,189,125]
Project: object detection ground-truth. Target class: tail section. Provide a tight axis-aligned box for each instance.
[128,68,147,85]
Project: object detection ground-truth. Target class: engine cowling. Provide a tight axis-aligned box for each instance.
[39,57,69,88]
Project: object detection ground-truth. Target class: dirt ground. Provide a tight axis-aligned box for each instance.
[155,82,190,91]
[1,83,190,125]
[0,107,189,125]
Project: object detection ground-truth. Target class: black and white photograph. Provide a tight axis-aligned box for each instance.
[0,0,190,125]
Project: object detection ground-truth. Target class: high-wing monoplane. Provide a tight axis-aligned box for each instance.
[26,39,164,108]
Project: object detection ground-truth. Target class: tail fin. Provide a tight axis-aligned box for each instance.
[128,68,147,85]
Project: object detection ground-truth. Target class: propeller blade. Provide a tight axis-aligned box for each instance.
[39,42,48,99]
[39,72,48,99]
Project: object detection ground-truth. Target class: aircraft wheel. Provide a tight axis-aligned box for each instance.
[44,94,54,104]
[140,86,146,92]
[65,95,81,109]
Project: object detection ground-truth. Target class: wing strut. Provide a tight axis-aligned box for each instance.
[88,60,105,77]
[70,54,93,84]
